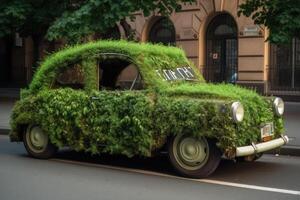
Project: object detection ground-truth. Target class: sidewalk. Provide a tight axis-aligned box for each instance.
[0,88,20,134]
[0,100,15,134]
[0,88,20,100]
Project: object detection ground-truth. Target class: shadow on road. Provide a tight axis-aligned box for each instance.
[51,149,284,181]
[54,150,177,175]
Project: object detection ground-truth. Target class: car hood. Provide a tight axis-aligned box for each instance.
[161,82,282,124]
[161,82,262,101]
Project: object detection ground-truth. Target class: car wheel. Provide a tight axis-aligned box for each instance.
[168,134,221,178]
[23,125,57,159]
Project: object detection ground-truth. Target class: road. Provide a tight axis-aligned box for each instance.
[0,135,299,200]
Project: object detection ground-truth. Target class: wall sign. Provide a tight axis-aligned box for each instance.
[242,26,260,36]
[212,53,218,59]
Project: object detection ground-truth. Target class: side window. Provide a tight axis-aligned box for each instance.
[53,64,85,89]
[115,64,143,90]
[99,58,143,90]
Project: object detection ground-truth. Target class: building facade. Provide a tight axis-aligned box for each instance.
[0,0,299,100]
[127,0,299,98]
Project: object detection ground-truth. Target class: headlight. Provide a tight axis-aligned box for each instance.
[273,97,284,116]
[231,102,244,122]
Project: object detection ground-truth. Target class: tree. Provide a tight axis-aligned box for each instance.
[238,0,300,44]
[0,0,71,66]
[0,0,195,44]
[0,0,194,69]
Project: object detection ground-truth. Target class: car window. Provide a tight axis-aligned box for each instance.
[115,64,143,90]
[99,58,143,91]
[53,64,85,89]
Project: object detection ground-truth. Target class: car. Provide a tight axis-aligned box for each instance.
[9,40,288,178]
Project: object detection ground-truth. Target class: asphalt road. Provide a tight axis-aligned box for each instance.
[0,135,300,200]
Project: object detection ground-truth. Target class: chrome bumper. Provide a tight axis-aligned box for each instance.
[236,135,289,157]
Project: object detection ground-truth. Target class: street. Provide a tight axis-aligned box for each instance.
[1,0,299,199]
[0,135,299,200]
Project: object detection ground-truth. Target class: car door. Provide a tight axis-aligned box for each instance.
[85,54,154,157]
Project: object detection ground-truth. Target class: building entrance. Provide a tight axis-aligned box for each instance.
[205,13,238,83]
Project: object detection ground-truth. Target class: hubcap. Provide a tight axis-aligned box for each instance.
[173,135,209,170]
[26,125,48,153]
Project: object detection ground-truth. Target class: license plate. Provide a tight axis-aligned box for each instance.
[261,123,274,139]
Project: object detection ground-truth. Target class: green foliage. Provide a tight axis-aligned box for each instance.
[10,41,284,158]
[11,89,153,157]
[0,0,68,37]
[46,0,195,43]
[82,58,98,91]
[238,0,300,44]
[0,0,195,43]
[0,1,30,37]
[10,86,283,157]
[160,83,284,149]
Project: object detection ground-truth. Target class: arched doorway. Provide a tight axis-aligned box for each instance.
[148,17,176,46]
[205,13,238,83]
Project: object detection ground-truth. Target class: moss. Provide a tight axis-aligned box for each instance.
[26,40,204,96]
[154,83,283,151]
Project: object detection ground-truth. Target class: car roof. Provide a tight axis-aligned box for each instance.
[28,40,202,93]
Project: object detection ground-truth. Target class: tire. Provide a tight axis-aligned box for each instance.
[237,153,263,162]
[168,134,221,178]
[23,125,57,159]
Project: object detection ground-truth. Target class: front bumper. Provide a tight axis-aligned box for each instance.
[236,135,289,157]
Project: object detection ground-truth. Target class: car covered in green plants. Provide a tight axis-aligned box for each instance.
[10,40,288,178]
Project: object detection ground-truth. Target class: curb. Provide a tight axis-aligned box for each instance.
[0,97,19,101]
[272,146,300,157]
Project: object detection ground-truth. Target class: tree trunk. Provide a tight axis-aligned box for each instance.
[31,34,43,71]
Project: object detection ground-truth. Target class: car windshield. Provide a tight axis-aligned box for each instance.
[155,66,199,82]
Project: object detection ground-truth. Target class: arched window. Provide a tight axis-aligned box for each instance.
[148,17,176,46]
[205,13,238,83]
